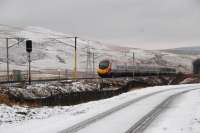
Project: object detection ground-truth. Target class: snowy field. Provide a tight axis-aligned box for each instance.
[0,84,199,133]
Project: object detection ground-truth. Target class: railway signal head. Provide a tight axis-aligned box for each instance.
[26,40,32,53]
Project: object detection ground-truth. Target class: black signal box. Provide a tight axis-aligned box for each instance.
[26,40,32,53]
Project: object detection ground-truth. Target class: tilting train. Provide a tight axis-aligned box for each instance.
[97,59,176,78]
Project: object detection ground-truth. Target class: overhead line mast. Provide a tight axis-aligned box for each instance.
[73,37,78,79]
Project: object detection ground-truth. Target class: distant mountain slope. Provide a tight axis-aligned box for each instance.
[162,46,200,55]
[0,25,198,73]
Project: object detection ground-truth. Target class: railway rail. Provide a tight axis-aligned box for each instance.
[59,85,199,133]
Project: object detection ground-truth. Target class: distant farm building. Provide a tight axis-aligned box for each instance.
[193,59,200,74]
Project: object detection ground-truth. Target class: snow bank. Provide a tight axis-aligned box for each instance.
[8,81,98,99]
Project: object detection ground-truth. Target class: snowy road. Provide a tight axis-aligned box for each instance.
[60,85,200,133]
[144,88,200,133]
[0,84,200,133]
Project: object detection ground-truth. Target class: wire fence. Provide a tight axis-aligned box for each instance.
[0,69,98,83]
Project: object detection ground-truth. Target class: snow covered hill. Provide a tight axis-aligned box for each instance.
[163,46,200,55]
[0,24,198,73]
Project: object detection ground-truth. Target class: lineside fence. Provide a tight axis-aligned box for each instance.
[0,69,98,84]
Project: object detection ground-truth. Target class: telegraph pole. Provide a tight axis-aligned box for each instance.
[73,37,77,79]
[133,52,135,79]
[26,40,32,85]
[28,53,31,84]
[5,38,26,82]
[6,38,9,82]
[86,47,89,77]
[92,52,95,78]
[85,46,93,78]
[53,36,79,79]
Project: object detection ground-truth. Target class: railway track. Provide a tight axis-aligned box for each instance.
[59,85,199,133]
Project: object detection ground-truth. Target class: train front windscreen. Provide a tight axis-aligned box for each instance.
[99,60,110,69]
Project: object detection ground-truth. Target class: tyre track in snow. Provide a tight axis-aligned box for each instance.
[59,85,199,133]
[125,88,199,133]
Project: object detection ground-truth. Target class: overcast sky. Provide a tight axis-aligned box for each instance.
[0,0,200,49]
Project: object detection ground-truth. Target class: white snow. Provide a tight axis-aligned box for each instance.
[0,84,199,133]
[144,87,200,133]
[75,87,198,133]
[8,81,99,99]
